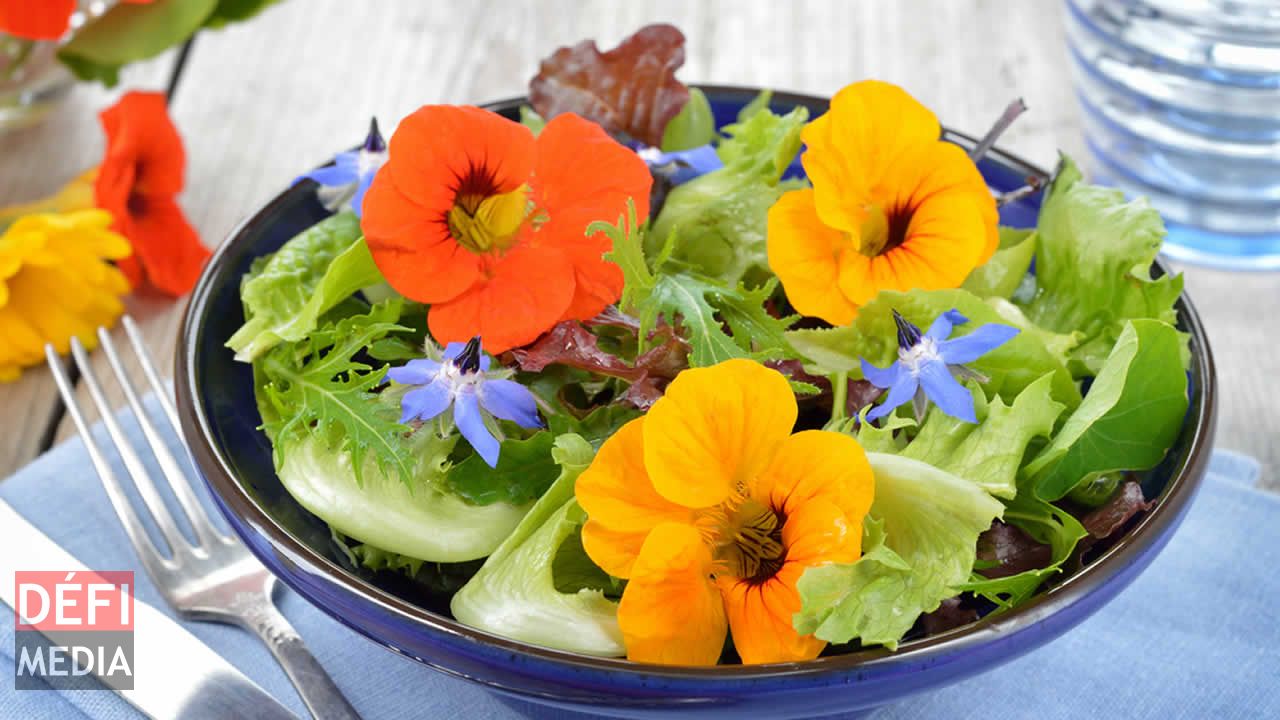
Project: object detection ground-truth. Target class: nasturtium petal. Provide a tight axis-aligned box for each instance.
[756,430,874,534]
[720,570,825,664]
[576,419,692,577]
[643,359,797,509]
[766,189,858,326]
[617,522,726,665]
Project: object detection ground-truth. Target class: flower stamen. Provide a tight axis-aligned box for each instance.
[712,493,786,585]
[447,185,530,254]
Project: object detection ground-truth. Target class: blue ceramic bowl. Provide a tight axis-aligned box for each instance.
[175,87,1218,719]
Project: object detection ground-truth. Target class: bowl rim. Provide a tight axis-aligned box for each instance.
[176,84,1218,681]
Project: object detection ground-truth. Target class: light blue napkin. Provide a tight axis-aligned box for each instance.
[1,395,1275,720]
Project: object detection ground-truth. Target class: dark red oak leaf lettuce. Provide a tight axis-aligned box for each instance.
[530,23,690,146]
[975,521,1053,579]
[1081,480,1152,540]
[512,320,689,410]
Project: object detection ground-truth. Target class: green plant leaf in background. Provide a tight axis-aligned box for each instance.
[228,212,385,362]
[794,452,1005,649]
[451,435,625,656]
[1023,319,1189,501]
[203,0,280,28]
[58,0,218,86]
[1023,155,1183,372]
[962,227,1037,299]
[660,87,715,151]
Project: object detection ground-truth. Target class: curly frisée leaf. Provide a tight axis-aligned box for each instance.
[530,23,690,147]
[451,435,625,656]
[794,453,1004,649]
[259,300,415,486]
[593,203,798,367]
[228,212,384,361]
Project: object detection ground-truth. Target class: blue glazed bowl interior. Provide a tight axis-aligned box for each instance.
[177,87,1215,718]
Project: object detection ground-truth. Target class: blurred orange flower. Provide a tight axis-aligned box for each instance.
[767,80,998,325]
[95,91,208,296]
[0,0,75,40]
[361,105,651,354]
[575,360,875,665]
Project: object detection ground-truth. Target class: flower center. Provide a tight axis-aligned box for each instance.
[447,184,530,254]
[856,202,912,257]
[712,495,786,585]
[899,336,941,375]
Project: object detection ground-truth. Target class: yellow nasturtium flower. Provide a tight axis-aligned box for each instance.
[767,80,999,325]
[0,209,131,381]
[575,359,875,665]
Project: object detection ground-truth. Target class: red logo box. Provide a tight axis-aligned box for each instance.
[14,570,134,632]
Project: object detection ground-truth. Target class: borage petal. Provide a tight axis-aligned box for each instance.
[925,309,968,342]
[454,389,500,467]
[937,324,1020,365]
[865,371,919,422]
[479,379,543,429]
[386,358,441,385]
[618,522,726,665]
[400,380,452,424]
[917,359,977,423]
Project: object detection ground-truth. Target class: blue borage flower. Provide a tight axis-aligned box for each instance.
[635,143,723,184]
[861,309,1019,424]
[296,117,387,217]
[387,337,543,467]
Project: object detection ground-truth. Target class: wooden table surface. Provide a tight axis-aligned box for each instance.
[1,0,1275,488]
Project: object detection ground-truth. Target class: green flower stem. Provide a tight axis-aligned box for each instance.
[830,371,849,422]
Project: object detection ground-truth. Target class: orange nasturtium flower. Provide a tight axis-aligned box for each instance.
[0,0,75,40]
[575,360,875,665]
[95,91,209,297]
[767,80,998,326]
[361,106,651,354]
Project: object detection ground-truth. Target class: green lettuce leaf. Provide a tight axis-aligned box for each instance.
[258,300,415,485]
[962,227,1036,299]
[518,105,546,135]
[788,289,1081,409]
[959,491,1088,609]
[794,453,1004,649]
[660,87,715,151]
[274,433,528,563]
[902,374,1065,499]
[445,431,560,506]
[594,203,798,367]
[648,104,807,287]
[1024,319,1189,501]
[228,212,385,361]
[451,435,625,656]
[1023,155,1183,369]
[58,0,217,86]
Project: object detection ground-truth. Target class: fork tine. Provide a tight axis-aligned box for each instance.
[68,336,192,556]
[98,325,225,546]
[123,315,181,433]
[46,344,173,581]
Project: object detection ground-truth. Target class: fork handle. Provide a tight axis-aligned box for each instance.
[241,602,363,720]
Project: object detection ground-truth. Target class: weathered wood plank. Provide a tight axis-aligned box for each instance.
[0,53,175,476]
[32,0,1273,488]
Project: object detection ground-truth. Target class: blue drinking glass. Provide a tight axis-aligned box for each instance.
[1066,0,1280,270]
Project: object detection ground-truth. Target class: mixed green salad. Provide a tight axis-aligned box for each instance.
[228,25,1191,666]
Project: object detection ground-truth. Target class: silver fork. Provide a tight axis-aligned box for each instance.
[46,316,361,720]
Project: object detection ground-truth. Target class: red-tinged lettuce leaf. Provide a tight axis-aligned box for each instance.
[1081,480,1152,540]
[529,23,690,146]
[919,597,980,636]
[512,321,689,409]
[975,521,1053,579]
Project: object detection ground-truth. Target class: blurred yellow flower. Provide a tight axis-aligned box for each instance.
[0,209,131,381]
[0,169,97,226]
